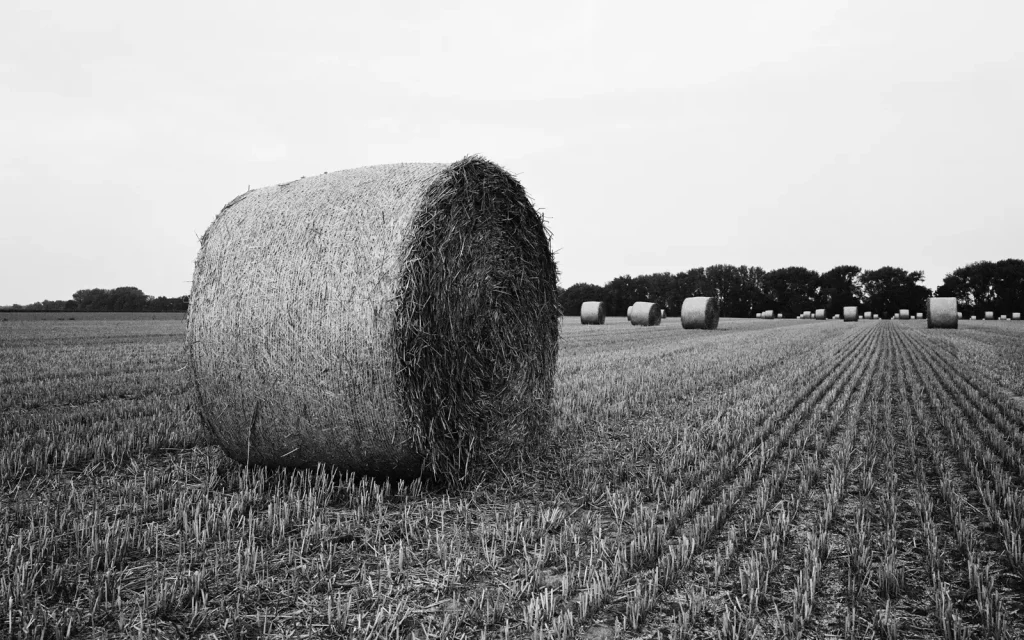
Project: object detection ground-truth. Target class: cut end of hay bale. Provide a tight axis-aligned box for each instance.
[926,297,958,329]
[843,306,858,322]
[580,301,606,325]
[680,296,720,330]
[628,301,662,326]
[187,156,559,482]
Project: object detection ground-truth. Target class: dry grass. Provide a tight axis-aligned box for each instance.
[926,297,958,329]
[187,157,559,482]
[580,301,606,325]
[680,296,720,330]
[628,301,662,326]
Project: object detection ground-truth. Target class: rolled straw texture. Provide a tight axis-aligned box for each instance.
[629,301,662,326]
[580,301,606,325]
[843,306,858,322]
[680,296,720,330]
[926,297,958,329]
[899,309,910,319]
[187,157,559,481]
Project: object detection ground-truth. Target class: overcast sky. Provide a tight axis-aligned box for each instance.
[2,1,1022,305]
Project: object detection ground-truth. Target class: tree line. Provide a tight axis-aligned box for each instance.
[559,259,1024,319]
[1,287,189,312]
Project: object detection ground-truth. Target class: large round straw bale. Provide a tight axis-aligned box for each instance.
[580,301,606,325]
[627,305,633,318]
[926,297,958,329]
[957,312,963,319]
[899,309,910,319]
[815,309,825,320]
[843,306,858,322]
[985,311,994,320]
[680,296,720,330]
[764,310,774,319]
[1014,313,1021,320]
[186,157,559,481]
[628,301,662,326]
[915,313,923,319]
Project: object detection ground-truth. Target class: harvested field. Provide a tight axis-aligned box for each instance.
[3,316,1024,639]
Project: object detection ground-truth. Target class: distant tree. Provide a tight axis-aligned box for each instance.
[860,267,931,315]
[558,283,606,316]
[819,265,863,316]
[937,259,1024,316]
[604,276,650,316]
[762,267,821,317]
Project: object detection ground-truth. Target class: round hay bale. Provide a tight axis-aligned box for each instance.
[985,311,994,320]
[627,305,633,318]
[186,157,559,481]
[844,306,858,322]
[926,297,958,329]
[580,301,606,325]
[899,309,910,320]
[914,313,923,319]
[1014,313,1021,320]
[764,310,774,319]
[864,312,873,319]
[661,308,667,319]
[628,301,662,326]
[680,296,720,330]
[815,309,826,320]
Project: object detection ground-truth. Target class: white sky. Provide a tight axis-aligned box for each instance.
[2,0,1022,305]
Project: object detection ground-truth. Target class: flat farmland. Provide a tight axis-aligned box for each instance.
[3,316,1024,639]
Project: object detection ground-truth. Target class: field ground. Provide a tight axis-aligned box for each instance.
[3,316,1024,639]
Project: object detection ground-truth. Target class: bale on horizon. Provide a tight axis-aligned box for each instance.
[986,311,995,320]
[627,305,633,318]
[1014,313,1022,320]
[764,310,774,319]
[680,296,720,330]
[629,301,662,326]
[899,309,910,320]
[844,306,858,322]
[815,309,826,320]
[580,301,606,325]
[186,156,559,481]
[926,297,958,329]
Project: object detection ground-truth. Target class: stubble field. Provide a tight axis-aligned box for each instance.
[2,314,1024,639]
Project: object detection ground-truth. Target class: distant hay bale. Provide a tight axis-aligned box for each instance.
[627,305,633,318]
[915,313,923,319]
[926,297,958,329]
[1014,313,1021,320]
[833,314,840,320]
[957,312,963,319]
[680,296,720,330]
[1000,314,1008,320]
[864,312,873,319]
[815,309,825,320]
[629,301,662,326]
[844,306,858,322]
[985,311,994,320]
[764,310,774,319]
[661,308,667,319]
[899,309,910,320]
[580,301,606,325]
[186,156,559,481]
